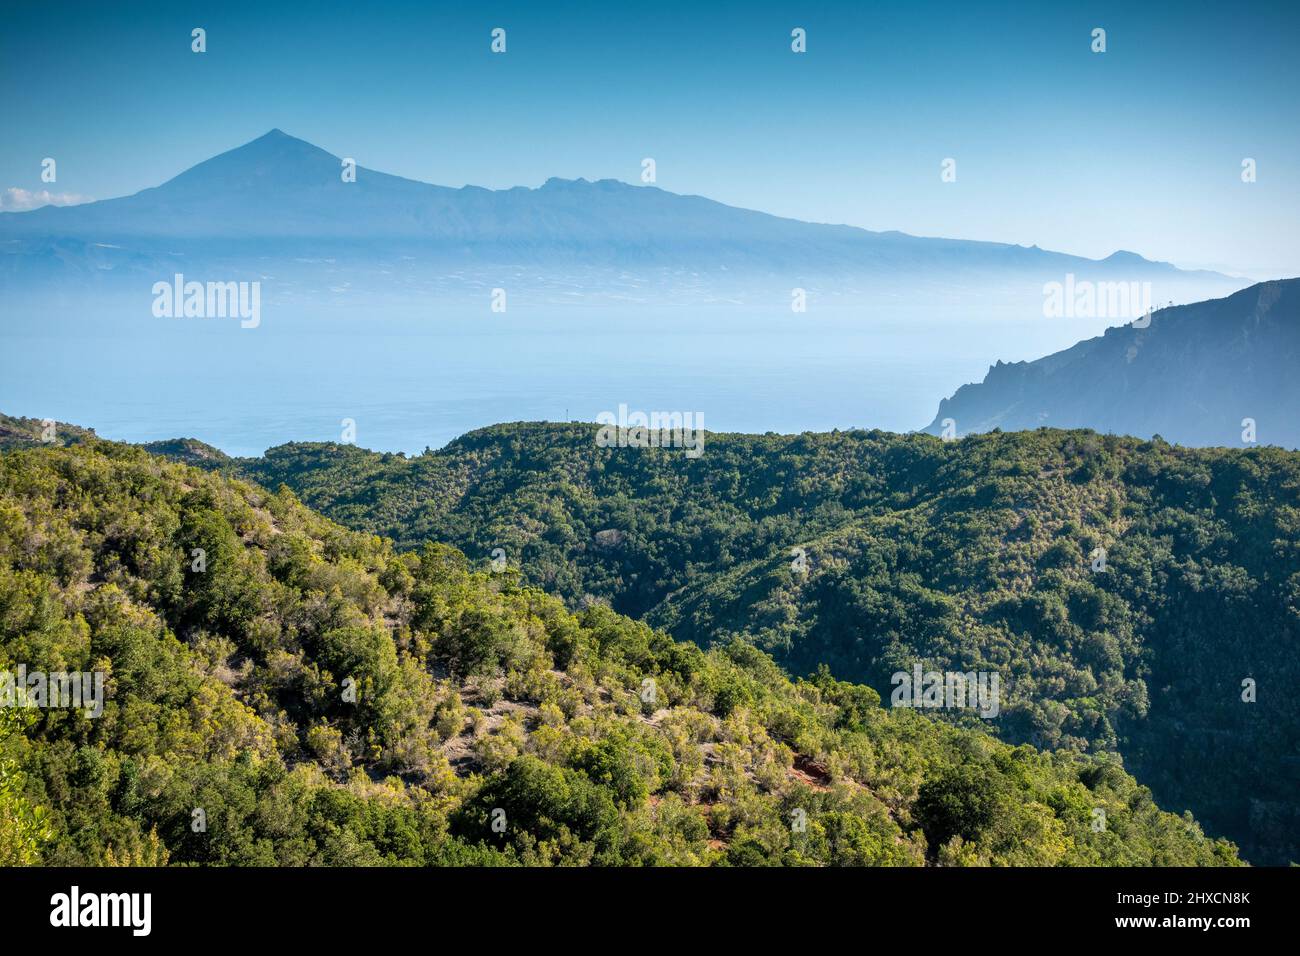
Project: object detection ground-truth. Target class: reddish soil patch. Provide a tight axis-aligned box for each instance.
[789,755,832,790]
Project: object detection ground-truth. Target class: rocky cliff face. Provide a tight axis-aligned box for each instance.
[925,278,1300,448]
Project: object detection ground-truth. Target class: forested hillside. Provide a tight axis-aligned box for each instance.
[0,438,1239,866]
[178,424,1300,864]
[0,412,97,450]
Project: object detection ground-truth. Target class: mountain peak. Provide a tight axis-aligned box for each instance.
[157,129,342,194]
[245,128,316,150]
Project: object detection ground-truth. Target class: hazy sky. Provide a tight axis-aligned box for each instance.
[2,0,1297,276]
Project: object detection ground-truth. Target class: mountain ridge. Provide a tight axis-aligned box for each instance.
[923,277,1300,447]
[0,129,1238,282]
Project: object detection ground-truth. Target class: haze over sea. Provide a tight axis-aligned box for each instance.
[2,299,1132,457]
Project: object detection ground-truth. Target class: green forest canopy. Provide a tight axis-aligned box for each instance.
[159,421,1300,865]
[0,435,1242,866]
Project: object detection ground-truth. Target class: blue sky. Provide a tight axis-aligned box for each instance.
[2,0,1297,276]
